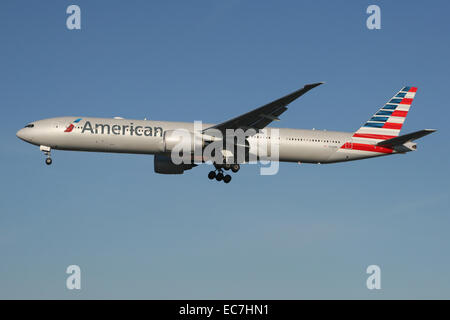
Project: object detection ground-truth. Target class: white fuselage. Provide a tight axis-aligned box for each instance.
[16,116,403,164]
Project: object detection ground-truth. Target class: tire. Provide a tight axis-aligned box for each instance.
[208,171,216,179]
[224,163,231,170]
[223,175,232,183]
[45,158,52,165]
[231,164,240,173]
[216,172,224,181]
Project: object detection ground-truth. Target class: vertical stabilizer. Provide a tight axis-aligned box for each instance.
[352,86,417,142]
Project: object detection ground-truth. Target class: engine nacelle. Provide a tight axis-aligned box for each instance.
[154,154,196,174]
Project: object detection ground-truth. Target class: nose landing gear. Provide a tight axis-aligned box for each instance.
[40,145,52,166]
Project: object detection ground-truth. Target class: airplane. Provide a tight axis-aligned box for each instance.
[16,83,435,183]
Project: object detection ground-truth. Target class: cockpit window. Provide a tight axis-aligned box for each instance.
[24,124,34,128]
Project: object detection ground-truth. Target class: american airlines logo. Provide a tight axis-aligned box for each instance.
[66,120,164,137]
[64,118,82,132]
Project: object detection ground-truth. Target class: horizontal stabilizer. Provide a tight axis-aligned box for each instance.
[377,129,436,147]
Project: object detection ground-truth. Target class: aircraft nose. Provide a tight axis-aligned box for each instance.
[16,128,31,142]
[16,128,25,140]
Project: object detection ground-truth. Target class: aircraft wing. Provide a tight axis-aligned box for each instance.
[377,129,436,147]
[204,82,323,134]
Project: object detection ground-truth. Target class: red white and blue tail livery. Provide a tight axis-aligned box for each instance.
[338,86,433,156]
[354,86,417,140]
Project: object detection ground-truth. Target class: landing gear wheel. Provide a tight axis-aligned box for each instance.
[223,175,232,183]
[224,163,231,171]
[208,171,216,179]
[231,164,240,173]
[40,146,52,166]
[216,172,224,181]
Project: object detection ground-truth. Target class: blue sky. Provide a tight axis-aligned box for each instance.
[0,0,449,299]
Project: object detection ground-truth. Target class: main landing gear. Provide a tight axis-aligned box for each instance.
[207,163,240,183]
[40,145,52,166]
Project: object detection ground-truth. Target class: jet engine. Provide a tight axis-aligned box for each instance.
[153,154,196,174]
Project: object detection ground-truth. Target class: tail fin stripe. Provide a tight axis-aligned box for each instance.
[400,98,413,104]
[370,116,389,122]
[364,122,384,128]
[386,117,405,124]
[376,110,393,116]
[395,105,411,112]
[357,127,400,134]
[353,133,397,140]
[383,122,403,129]
[387,117,405,124]
[401,86,418,92]
[391,110,408,117]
